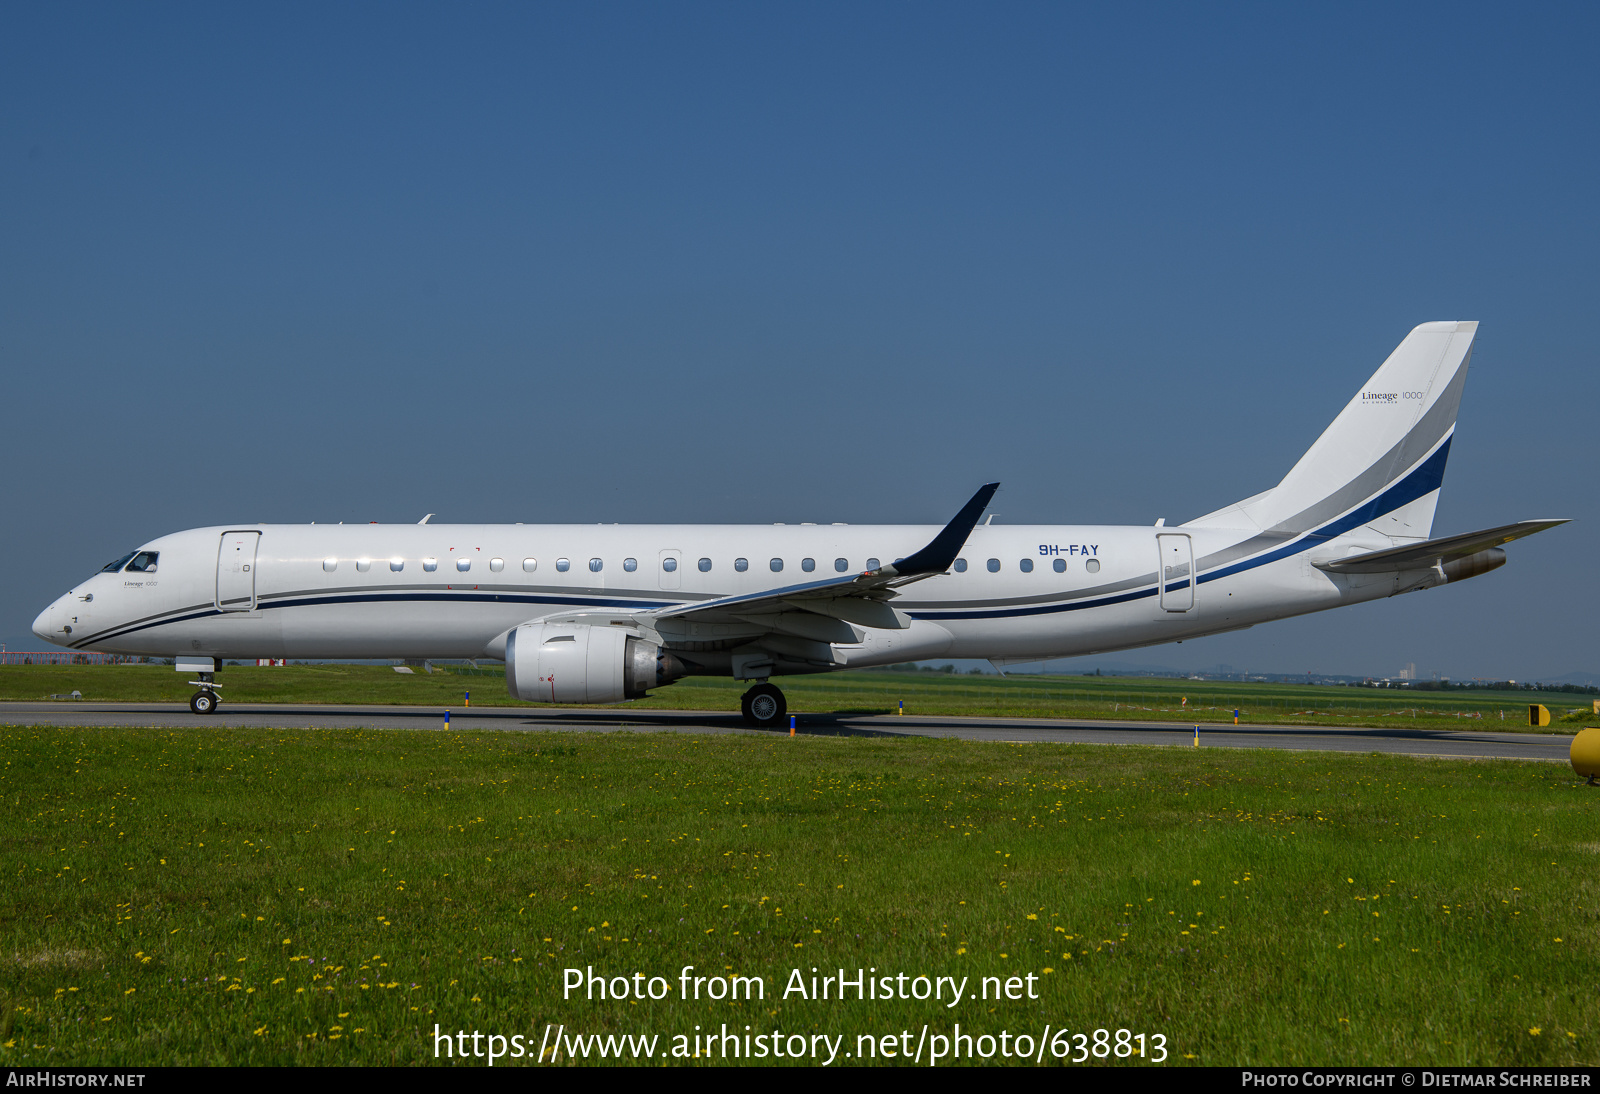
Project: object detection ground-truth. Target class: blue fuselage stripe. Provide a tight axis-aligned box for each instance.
[72,591,675,647]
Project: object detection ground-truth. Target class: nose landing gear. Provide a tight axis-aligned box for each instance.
[740,682,787,728]
[177,656,222,715]
[187,672,221,716]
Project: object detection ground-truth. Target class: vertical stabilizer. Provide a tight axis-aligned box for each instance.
[1190,322,1476,543]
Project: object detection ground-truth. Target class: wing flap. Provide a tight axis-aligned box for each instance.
[781,596,909,630]
[731,610,861,644]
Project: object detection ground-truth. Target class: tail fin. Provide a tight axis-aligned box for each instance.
[1190,321,1477,542]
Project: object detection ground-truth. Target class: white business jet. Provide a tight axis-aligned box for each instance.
[33,322,1565,726]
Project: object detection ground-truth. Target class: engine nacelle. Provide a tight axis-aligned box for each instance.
[505,623,677,704]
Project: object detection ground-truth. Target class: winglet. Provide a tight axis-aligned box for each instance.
[885,483,1000,578]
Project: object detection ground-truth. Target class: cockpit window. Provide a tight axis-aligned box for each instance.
[101,551,138,573]
[124,551,159,573]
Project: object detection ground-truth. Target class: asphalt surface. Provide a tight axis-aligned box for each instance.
[0,701,1577,763]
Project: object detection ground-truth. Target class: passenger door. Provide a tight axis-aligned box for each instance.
[216,531,261,612]
[1157,533,1194,612]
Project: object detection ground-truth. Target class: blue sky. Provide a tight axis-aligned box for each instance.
[3,3,1595,680]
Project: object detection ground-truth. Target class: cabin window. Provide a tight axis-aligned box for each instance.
[834,557,848,572]
[389,558,404,572]
[662,557,677,573]
[769,558,783,572]
[101,551,138,573]
[987,558,1000,572]
[125,551,159,574]
[801,557,815,572]
[623,558,637,572]
[1053,558,1066,573]
[489,558,504,572]
[954,558,967,572]
[589,558,603,572]
[522,558,537,572]
[556,558,570,572]
[323,558,338,573]
[456,557,471,572]
[423,557,438,572]
[698,558,712,572]
[1019,558,1033,573]
[1085,559,1101,574]
[356,558,371,573]
[735,558,748,572]
[866,558,880,570]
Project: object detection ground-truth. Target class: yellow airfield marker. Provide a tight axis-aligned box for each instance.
[1570,728,1600,785]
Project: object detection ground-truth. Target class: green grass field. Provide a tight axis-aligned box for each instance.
[2,724,1597,1066]
[3,663,1593,732]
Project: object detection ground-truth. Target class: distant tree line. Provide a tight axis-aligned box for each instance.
[868,662,986,675]
[1356,679,1598,694]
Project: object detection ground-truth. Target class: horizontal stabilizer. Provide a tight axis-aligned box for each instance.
[1314,519,1568,573]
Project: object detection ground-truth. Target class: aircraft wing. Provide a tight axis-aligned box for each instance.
[646,482,1000,635]
[1313,519,1569,573]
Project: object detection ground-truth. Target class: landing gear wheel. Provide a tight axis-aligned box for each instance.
[741,683,786,729]
[190,690,218,715]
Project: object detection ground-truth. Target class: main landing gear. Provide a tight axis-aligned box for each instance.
[740,682,787,729]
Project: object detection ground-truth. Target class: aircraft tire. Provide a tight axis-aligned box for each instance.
[741,683,786,729]
[190,690,217,716]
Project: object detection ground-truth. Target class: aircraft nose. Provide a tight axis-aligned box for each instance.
[32,599,65,645]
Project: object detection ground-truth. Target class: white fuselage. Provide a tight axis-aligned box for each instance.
[33,520,1411,670]
[32,322,1520,692]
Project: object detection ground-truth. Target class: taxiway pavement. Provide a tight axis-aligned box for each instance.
[0,702,1574,763]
